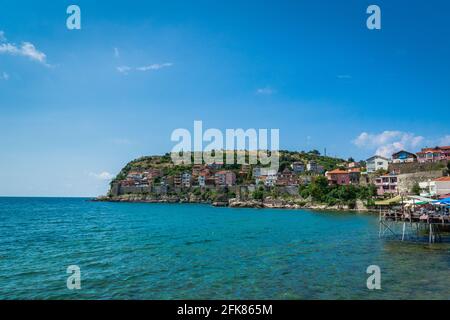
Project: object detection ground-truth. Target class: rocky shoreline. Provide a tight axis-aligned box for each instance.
[94,195,374,212]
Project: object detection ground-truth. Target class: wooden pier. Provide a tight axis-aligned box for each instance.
[378,196,450,243]
[379,211,450,243]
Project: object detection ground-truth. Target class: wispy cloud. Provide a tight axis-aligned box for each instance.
[114,47,120,58]
[116,65,132,74]
[89,171,114,181]
[136,63,173,71]
[256,87,276,95]
[337,74,352,79]
[116,62,173,75]
[0,34,49,66]
[0,72,9,80]
[353,130,426,157]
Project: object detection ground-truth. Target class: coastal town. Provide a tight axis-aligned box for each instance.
[104,146,450,211]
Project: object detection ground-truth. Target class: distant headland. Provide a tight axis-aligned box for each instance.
[97,148,450,212]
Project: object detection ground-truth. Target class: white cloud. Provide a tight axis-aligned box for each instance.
[136,62,173,71]
[0,31,6,42]
[116,65,131,74]
[89,172,114,181]
[117,62,173,75]
[337,74,352,79]
[114,47,120,58]
[0,40,49,66]
[353,131,425,157]
[256,87,275,95]
[0,72,9,80]
[20,42,47,63]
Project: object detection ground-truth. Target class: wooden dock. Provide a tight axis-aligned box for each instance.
[379,210,450,243]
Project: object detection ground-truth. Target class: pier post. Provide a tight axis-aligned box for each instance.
[402,222,406,241]
[429,224,433,244]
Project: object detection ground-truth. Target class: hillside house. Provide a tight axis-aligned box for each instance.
[417,146,450,163]
[291,162,305,173]
[326,169,350,186]
[307,160,324,174]
[419,176,450,197]
[375,174,398,196]
[391,150,417,163]
[366,155,389,173]
[215,170,236,186]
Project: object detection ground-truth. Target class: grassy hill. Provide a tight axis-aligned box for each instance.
[112,150,346,184]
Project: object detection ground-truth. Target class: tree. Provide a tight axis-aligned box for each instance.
[356,184,377,200]
[309,176,329,202]
[411,183,421,195]
[279,161,291,172]
[252,190,264,200]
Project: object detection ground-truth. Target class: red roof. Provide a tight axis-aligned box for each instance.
[215,170,233,175]
[418,146,450,153]
[327,169,348,174]
[434,176,450,182]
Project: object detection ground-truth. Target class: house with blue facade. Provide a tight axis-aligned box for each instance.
[391,150,417,163]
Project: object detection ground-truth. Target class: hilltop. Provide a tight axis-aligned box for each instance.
[110,149,346,186]
[102,149,381,210]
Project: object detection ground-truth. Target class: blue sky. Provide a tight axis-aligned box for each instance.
[1,0,449,196]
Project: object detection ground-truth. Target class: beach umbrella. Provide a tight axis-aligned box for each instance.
[432,197,450,206]
[404,200,427,205]
[374,195,402,206]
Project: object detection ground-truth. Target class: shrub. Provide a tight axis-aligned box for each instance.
[411,183,421,195]
[252,190,264,200]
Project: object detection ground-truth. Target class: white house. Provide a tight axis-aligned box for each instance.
[253,167,277,178]
[306,161,324,173]
[198,175,206,187]
[366,155,389,173]
[181,172,192,188]
[419,177,450,197]
[264,174,278,187]
[255,169,278,187]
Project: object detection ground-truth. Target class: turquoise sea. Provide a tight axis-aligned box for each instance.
[0,197,448,300]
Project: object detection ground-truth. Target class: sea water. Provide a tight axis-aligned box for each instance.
[0,197,448,299]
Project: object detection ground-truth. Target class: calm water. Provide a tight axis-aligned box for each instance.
[0,197,449,300]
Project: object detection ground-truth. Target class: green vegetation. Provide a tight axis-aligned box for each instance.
[411,183,421,195]
[110,150,383,209]
[192,187,202,196]
[252,186,265,200]
[298,176,377,207]
[246,175,377,208]
[443,161,450,176]
[278,150,345,172]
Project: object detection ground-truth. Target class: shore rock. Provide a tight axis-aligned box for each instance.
[96,195,373,213]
